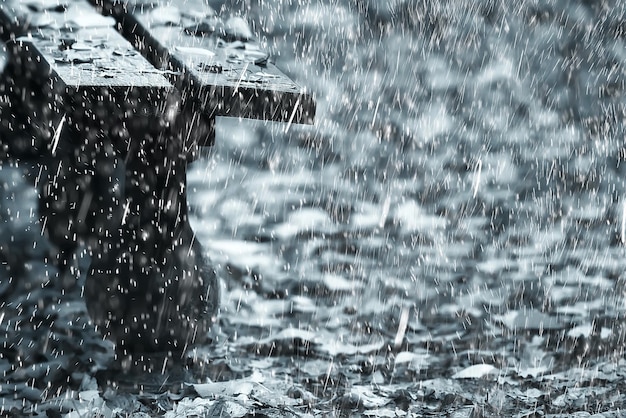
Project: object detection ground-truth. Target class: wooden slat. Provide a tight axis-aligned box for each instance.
[0,0,116,39]
[14,30,177,145]
[17,27,173,92]
[0,0,172,90]
[0,0,177,158]
[97,0,315,124]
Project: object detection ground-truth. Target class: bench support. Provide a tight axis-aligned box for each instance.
[40,87,219,353]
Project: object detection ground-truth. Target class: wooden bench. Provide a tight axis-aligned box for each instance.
[0,0,315,357]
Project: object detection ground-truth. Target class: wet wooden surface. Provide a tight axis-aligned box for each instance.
[98,0,316,124]
[0,0,117,39]
[0,0,172,93]
[14,30,172,92]
[0,0,315,124]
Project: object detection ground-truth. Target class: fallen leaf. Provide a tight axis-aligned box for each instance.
[452,364,498,379]
[494,309,564,331]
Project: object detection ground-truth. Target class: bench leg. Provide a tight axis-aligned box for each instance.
[40,131,124,287]
[0,47,51,158]
[40,95,218,356]
[86,133,219,355]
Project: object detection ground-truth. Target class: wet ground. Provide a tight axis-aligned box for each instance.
[2,0,626,416]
